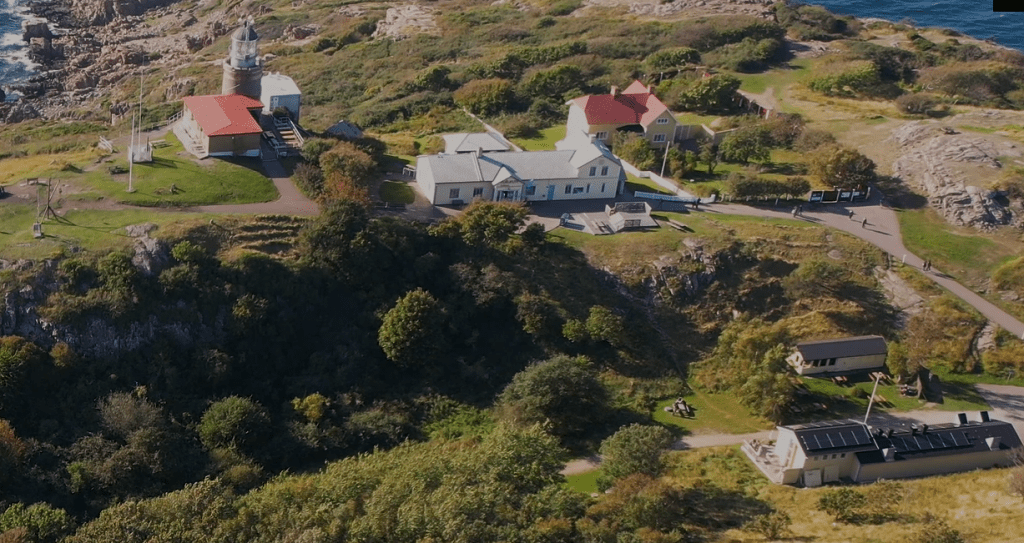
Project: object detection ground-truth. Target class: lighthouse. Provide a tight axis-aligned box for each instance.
[221,18,263,100]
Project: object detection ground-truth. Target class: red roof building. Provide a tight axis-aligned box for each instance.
[565,80,677,148]
[179,94,265,158]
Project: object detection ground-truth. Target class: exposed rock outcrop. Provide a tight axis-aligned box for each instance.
[890,120,1020,230]
[372,4,438,41]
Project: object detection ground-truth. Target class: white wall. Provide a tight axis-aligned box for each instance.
[854,450,1014,483]
[793,353,886,376]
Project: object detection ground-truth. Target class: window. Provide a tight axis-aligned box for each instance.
[595,131,608,140]
[831,454,837,459]
[449,188,460,199]
[656,117,669,124]
[525,185,536,196]
[841,453,846,458]
[586,184,590,193]
[472,187,484,197]
[829,358,837,366]
[653,134,666,143]
[572,187,585,194]
[601,166,609,175]
[589,166,597,176]
[601,183,606,193]
[565,185,572,194]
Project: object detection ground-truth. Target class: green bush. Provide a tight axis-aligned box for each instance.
[546,0,582,16]
[817,487,868,523]
[197,396,271,454]
[644,47,701,70]
[895,93,937,115]
[454,78,515,116]
[808,61,886,97]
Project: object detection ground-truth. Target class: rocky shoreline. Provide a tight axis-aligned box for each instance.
[2,0,236,123]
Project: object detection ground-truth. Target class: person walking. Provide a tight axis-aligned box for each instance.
[861,218,867,228]
[849,209,855,220]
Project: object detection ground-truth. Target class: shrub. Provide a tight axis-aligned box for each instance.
[546,0,581,16]
[808,60,886,97]
[454,78,515,116]
[598,424,674,485]
[895,93,937,115]
[915,514,966,543]
[744,510,792,540]
[644,47,701,70]
[197,396,271,454]
[497,113,544,139]
[793,128,836,152]
[706,37,785,72]
[613,132,658,171]
[817,487,867,523]
[675,74,741,113]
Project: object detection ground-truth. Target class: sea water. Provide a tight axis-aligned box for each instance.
[807,0,1024,53]
[0,0,36,88]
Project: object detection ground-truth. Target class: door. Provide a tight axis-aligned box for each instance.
[823,465,839,483]
[546,185,555,200]
[803,469,822,488]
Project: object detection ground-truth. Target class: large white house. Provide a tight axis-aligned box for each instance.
[415,131,623,205]
[745,412,1022,487]
[787,336,888,376]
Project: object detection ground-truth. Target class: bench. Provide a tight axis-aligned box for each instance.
[667,219,691,232]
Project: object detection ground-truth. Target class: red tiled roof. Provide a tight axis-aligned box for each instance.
[570,80,670,127]
[182,94,264,137]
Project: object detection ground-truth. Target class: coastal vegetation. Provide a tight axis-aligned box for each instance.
[5,0,1024,541]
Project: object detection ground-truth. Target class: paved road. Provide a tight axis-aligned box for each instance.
[701,191,1024,338]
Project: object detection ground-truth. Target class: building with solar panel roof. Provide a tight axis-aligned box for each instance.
[743,412,1021,487]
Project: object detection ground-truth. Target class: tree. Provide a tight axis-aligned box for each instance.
[719,125,773,165]
[699,140,720,175]
[0,503,75,543]
[0,336,48,415]
[378,288,448,366]
[0,419,26,486]
[300,138,334,168]
[677,74,741,113]
[809,145,877,187]
[197,396,271,454]
[300,200,371,277]
[739,345,796,423]
[454,78,514,116]
[598,424,673,483]
[98,392,164,440]
[585,306,626,347]
[498,355,610,439]
[886,341,917,379]
[612,132,657,171]
[430,201,529,250]
[319,140,377,187]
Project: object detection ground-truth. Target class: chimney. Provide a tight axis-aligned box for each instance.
[883,447,895,462]
[957,413,968,426]
[921,424,928,434]
[980,411,991,422]
[647,84,653,93]
[987,436,1002,450]
[610,85,618,97]
[475,146,483,157]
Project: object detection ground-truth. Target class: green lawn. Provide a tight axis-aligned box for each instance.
[513,125,567,151]
[0,205,210,259]
[625,172,673,195]
[565,468,602,494]
[379,180,415,204]
[734,59,813,95]
[651,390,772,435]
[80,133,278,206]
[798,374,990,416]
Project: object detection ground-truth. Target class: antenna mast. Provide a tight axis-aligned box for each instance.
[128,72,143,193]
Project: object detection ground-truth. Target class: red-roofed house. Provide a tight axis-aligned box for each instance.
[179,94,265,158]
[566,80,676,148]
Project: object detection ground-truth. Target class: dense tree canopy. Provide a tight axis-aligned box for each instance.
[498,356,611,440]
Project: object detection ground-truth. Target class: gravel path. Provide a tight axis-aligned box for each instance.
[190,158,319,216]
[704,191,1024,338]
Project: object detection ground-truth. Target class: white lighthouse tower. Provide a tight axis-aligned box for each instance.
[221,18,263,100]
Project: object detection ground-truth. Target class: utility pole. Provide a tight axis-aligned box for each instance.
[863,373,882,425]
[128,112,136,193]
[659,136,671,178]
